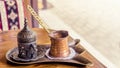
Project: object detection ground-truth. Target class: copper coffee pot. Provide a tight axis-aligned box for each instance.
[49,30,70,58]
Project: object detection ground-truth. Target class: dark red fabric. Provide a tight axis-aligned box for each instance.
[0,13,3,30]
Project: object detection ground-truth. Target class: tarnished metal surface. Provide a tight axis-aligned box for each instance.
[17,19,37,60]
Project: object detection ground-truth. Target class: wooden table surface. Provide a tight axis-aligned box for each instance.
[0,28,106,68]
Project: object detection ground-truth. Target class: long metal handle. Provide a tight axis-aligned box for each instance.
[27,5,50,33]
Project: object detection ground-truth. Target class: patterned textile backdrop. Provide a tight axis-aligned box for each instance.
[0,0,24,31]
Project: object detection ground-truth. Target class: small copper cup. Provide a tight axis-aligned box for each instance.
[49,30,70,58]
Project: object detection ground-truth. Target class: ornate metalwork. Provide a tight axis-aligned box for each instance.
[17,19,37,59]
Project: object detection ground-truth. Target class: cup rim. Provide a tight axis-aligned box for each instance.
[49,30,68,39]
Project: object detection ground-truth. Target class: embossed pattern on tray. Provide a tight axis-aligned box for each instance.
[6,44,93,66]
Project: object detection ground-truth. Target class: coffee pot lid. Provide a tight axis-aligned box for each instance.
[17,18,36,43]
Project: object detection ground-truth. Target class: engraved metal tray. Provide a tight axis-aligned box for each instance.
[6,40,93,66]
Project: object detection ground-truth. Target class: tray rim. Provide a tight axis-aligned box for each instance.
[6,45,92,66]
